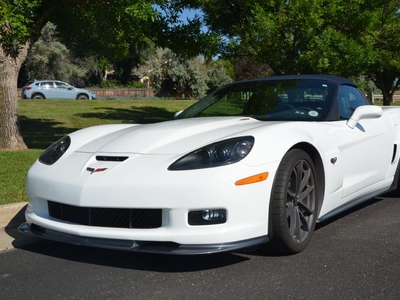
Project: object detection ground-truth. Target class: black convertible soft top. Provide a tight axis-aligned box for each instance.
[251,74,357,86]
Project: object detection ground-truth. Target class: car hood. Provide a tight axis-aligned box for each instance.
[76,117,269,155]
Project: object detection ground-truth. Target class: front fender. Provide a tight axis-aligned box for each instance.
[243,122,330,167]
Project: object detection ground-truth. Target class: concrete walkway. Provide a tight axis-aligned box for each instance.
[0,202,40,251]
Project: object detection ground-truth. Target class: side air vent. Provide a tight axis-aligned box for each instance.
[392,144,397,164]
[96,156,128,162]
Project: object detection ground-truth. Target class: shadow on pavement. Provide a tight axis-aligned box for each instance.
[19,240,253,272]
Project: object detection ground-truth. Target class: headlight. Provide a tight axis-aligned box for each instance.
[168,136,254,170]
[39,136,71,165]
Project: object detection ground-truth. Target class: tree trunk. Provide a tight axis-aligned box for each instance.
[382,90,393,106]
[371,73,394,106]
[0,42,30,150]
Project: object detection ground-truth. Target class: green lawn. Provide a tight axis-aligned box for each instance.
[0,99,195,205]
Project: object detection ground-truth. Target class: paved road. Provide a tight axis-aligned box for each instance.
[1,196,399,300]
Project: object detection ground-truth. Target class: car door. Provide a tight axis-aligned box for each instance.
[335,86,394,199]
[54,82,76,99]
[40,81,57,98]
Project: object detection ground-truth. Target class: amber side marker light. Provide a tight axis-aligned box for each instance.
[235,172,269,186]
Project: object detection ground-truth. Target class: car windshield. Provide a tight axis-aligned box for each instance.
[177,79,334,121]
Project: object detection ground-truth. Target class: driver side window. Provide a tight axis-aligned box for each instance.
[338,85,368,119]
[55,82,69,89]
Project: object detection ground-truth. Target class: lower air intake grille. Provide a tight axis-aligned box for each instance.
[48,201,162,229]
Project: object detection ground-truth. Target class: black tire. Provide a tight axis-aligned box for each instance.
[31,93,45,99]
[77,94,89,100]
[269,149,318,254]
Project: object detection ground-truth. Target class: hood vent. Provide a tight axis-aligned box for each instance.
[96,155,128,162]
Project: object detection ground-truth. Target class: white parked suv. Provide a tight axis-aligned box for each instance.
[21,80,96,100]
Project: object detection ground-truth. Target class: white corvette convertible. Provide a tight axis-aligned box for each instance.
[19,75,400,255]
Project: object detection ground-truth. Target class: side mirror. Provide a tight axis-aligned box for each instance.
[347,105,382,129]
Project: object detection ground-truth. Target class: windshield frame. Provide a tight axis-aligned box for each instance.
[177,79,335,122]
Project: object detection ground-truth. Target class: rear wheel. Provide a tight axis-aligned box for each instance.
[269,149,318,254]
[32,93,45,99]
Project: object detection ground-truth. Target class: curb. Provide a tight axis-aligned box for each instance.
[0,202,27,229]
[0,202,40,252]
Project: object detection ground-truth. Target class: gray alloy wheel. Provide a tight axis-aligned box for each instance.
[77,94,89,100]
[32,93,45,99]
[269,149,318,254]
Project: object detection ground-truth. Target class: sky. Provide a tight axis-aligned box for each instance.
[180,8,200,22]
[179,8,208,33]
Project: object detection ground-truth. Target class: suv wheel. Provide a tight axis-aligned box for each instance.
[32,93,45,99]
[77,94,89,100]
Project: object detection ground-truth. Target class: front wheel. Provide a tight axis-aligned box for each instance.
[269,149,318,254]
[77,94,89,100]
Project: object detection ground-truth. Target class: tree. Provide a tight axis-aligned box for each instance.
[150,2,222,61]
[170,57,208,97]
[0,1,41,150]
[174,0,400,104]
[306,0,400,105]
[169,0,323,74]
[206,59,233,92]
[19,22,87,86]
[230,56,273,81]
[139,48,231,97]
[137,48,174,96]
[142,48,206,98]
[53,0,157,85]
[0,0,160,150]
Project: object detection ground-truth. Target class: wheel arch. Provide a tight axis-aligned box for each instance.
[76,93,89,100]
[384,154,400,196]
[266,143,323,253]
[289,142,325,216]
[31,93,45,99]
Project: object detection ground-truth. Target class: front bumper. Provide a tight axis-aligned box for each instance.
[19,223,268,255]
[24,149,279,254]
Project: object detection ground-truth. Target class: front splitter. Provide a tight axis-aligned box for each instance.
[18,223,269,255]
